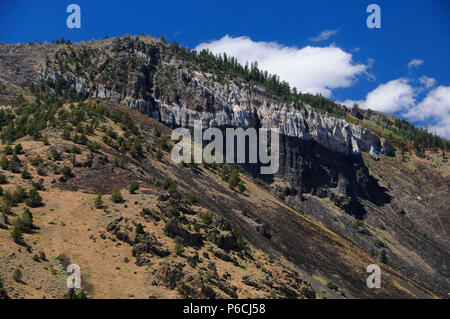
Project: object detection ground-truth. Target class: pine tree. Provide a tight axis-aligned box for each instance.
[11,225,23,243]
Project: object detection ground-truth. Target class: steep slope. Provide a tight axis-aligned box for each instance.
[0,35,448,298]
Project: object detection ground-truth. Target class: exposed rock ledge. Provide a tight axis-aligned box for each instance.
[39,67,393,157]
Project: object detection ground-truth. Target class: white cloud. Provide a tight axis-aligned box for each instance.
[339,78,416,113]
[408,59,423,69]
[362,78,416,113]
[427,119,450,139]
[419,76,436,89]
[340,80,450,139]
[195,35,368,97]
[309,30,338,42]
[338,99,365,108]
[404,86,450,138]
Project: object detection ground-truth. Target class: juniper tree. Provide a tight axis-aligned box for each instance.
[21,165,32,179]
[94,194,103,209]
[26,187,43,208]
[129,182,139,194]
[111,188,123,203]
[135,223,144,235]
[13,268,22,283]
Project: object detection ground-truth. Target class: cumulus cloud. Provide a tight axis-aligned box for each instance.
[309,29,338,42]
[339,80,450,139]
[408,59,423,69]
[340,78,416,113]
[404,86,450,138]
[339,79,416,113]
[195,35,368,97]
[363,79,416,113]
[427,118,450,139]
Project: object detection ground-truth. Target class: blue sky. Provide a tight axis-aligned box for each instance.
[1,0,449,137]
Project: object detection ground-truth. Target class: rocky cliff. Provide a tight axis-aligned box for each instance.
[4,37,391,216]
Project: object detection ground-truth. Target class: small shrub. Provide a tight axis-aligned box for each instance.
[0,276,7,299]
[175,243,185,256]
[0,173,7,184]
[32,254,40,262]
[353,220,364,229]
[51,149,62,161]
[8,154,21,173]
[94,194,103,209]
[129,182,139,194]
[70,145,81,154]
[26,187,43,208]
[13,268,22,283]
[0,212,7,228]
[201,213,213,225]
[61,166,74,178]
[233,228,247,250]
[71,289,87,299]
[12,186,27,204]
[21,166,32,179]
[11,225,23,243]
[238,181,246,193]
[32,178,44,190]
[185,196,198,205]
[1,200,11,215]
[135,223,145,235]
[228,166,241,190]
[42,134,50,146]
[37,164,47,176]
[39,251,47,261]
[14,144,23,154]
[14,208,33,232]
[87,142,100,152]
[0,155,8,170]
[326,282,339,291]
[111,188,123,203]
[30,155,43,167]
[162,178,177,193]
[379,249,387,264]
[3,145,13,155]
[155,149,163,161]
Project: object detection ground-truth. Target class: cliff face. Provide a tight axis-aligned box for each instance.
[153,70,387,157]
[16,39,389,157]
[11,39,392,216]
